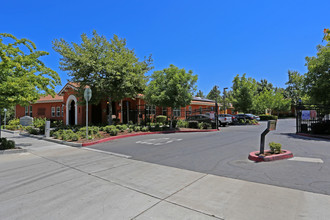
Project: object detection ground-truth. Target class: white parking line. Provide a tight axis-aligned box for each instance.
[289,157,324,163]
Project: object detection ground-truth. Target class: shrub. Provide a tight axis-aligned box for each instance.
[33,117,47,134]
[26,126,39,135]
[5,125,18,130]
[105,125,116,133]
[109,128,118,136]
[238,119,245,124]
[156,115,167,124]
[134,126,141,132]
[0,138,16,150]
[70,133,80,141]
[177,120,188,128]
[6,118,21,130]
[141,126,149,132]
[188,121,199,129]
[53,131,61,139]
[259,115,278,121]
[198,122,211,129]
[269,142,282,154]
[8,118,20,126]
[128,129,133,133]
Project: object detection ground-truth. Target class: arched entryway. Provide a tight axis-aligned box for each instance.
[66,95,77,125]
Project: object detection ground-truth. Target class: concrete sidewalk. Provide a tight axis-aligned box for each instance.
[1,133,330,219]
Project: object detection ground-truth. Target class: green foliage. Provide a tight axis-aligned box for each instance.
[195,90,205,98]
[188,121,199,129]
[53,31,152,125]
[8,118,20,126]
[133,126,141,132]
[26,126,38,135]
[128,128,133,133]
[109,128,118,136]
[206,86,221,102]
[0,33,61,108]
[198,122,210,129]
[305,36,330,105]
[269,142,282,154]
[105,125,116,133]
[0,138,15,150]
[177,120,188,128]
[156,115,167,124]
[141,126,149,132]
[259,115,278,121]
[33,117,46,134]
[144,64,197,128]
[70,133,80,141]
[232,74,257,113]
[285,70,308,105]
[52,131,61,139]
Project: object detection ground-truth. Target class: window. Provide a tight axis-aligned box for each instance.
[173,108,181,117]
[25,106,28,116]
[188,106,192,114]
[162,107,167,116]
[29,106,33,117]
[62,106,64,116]
[51,107,55,117]
[146,105,156,115]
[56,107,60,117]
[199,107,202,114]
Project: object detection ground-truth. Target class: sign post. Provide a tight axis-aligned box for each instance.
[84,88,92,140]
[4,108,7,130]
[260,120,277,154]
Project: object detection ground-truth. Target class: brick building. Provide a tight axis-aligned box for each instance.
[15,82,234,125]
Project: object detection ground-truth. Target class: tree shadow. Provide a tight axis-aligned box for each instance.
[277,133,330,142]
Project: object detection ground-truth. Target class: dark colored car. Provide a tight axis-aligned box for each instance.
[235,114,255,120]
[187,114,216,124]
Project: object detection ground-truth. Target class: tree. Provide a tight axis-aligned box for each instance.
[257,79,273,94]
[206,86,221,102]
[53,31,153,124]
[305,30,330,105]
[324,28,330,42]
[285,70,307,105]
[232,74,257,113]
[254,89,274,114]
[195,90,205,98]
[272,90,291,115]
[144,64,198,128]
[0,33,61,108]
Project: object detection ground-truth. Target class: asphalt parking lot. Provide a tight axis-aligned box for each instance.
[90,119,330,195]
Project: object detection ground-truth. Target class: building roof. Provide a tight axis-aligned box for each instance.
[36,94,63,103]
[192,97,215,103]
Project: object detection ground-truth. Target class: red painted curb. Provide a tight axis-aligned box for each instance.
[82,129,219,147]
[248,149,293,162]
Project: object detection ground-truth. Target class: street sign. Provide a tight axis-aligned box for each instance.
[84,88,92,101]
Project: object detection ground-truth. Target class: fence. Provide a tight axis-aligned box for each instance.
[296,104,330,134]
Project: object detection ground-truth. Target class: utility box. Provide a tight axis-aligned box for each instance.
[267,120,277,131]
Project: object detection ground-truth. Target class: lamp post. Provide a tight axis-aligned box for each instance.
[84,88,92,139]
[4,108,7,130]
[223,87,228,114]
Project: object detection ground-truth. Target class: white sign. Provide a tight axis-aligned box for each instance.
[84,88,92,101]
[209,112,215,119]
[302,110,310,120]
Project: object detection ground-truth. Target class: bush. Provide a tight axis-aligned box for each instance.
[33,117,47,134]
[116,125,127,132]
[134,126,141,132]
[141,126,149,132]
[259,115,278,121]
[128,129,133,133]
[109,128,118,136]
[156,115,167,125]
[198,122,211,129]
[177,120,188,128]
[269,142,282,154]
[188,121,199,129]
[70,133,80,141]
[8,118,20,126]
[53,131,61,139]
[26,126,39,135]
[5,125,18,130]
[105,125,116,133]
[0,138,16,150]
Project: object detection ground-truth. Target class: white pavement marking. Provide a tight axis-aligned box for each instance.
[83,147,132,159]
[289,157,324,163]
[136,138,183,146]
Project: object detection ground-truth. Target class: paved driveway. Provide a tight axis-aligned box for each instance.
[91,119,330,195]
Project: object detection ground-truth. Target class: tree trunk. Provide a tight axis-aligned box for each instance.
[108,97,113,125]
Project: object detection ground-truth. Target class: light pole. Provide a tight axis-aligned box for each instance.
[4,108,7,130]
[223,87,228,114]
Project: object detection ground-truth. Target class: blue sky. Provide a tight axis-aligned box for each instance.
[2,0,329,95]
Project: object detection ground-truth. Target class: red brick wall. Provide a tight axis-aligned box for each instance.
[15,102,64,121]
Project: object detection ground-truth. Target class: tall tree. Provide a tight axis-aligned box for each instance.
[232,74,257,113]
[195,90,205,98]
[53,31,153,124]
[257,79,273,94]
[285,70,308,105]
[305,29,330,105]
[206,86,221,102]
[144,64,197,128]
[0,33,61,108]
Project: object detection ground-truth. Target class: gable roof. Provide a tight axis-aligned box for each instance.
[58,82,79,96]
[36,94,63,103]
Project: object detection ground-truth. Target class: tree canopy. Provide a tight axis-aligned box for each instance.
[144,64,197,126]
[53,31,153,124]
[285,70,308,105]
[0,33,61,108]
[232,74,257,113]
[206,86,221,102]
[195,90,205,98]
[304,30,330,105]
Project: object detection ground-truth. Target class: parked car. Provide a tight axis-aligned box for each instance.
[218,114,233,126]
[246,114,260,121]
[187,114,216,124]
[235,114,255,120]
[219,114,237,123]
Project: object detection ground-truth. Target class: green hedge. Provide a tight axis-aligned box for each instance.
[156,115,167,124]
[259,115,278,121]
[0,138,15,150]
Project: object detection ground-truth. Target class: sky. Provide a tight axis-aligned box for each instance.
[2,0,329,95]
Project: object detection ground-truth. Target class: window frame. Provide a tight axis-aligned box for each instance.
[173,108,181,117]
[25,106,29,116]
[56,106,60,117]
[51,107,55,117]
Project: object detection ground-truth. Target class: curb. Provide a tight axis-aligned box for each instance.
[20,133,82,147]
[248,149,293,162]
[1,129,21,135]
[0,148,27,155]
[296,133,330,140]
[82,129,219,147]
